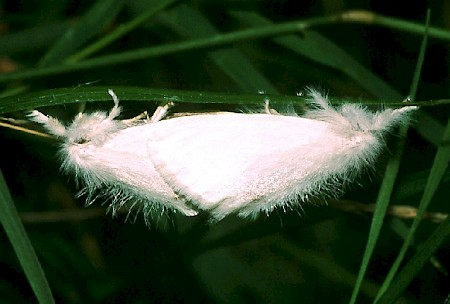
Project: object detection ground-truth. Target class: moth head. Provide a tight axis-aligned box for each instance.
[64,110,125,145]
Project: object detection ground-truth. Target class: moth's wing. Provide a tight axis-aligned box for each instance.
[212,129,352,218]
[147,113,331,218]
[215,119,381,219]
[94,125,198,216]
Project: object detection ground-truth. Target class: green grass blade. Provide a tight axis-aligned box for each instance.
[38,0,124,66]
[341,10,450,41]
[349,123,411,304]
[350,10,430,304]
[393,169,450,201]
[229,11,400,99]
[0,16,333,83]
[2,10,449,85]
[0,21,70,55]
[0,86,308,114]
[0,170,55,304]
[373,11,431,302]
[161,4,278,93]
[0,86,441,115]
[67,0,177,62]
[380,216,450,302]
[377,114,450,303]
[408,10,430,100]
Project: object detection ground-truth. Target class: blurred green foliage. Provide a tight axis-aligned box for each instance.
[1,1,449,303]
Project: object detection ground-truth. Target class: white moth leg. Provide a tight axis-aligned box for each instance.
[107,89,174,124]
[264,98,279,115]
[150,101,175,123]
[122,111,150,126]
[107,89,122,120]
[106,89,150,126]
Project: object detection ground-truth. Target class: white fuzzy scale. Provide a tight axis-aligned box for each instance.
[28,89,417,222]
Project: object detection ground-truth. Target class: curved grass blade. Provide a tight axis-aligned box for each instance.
[0,21,70,55]
[350,10,430,304]
[0,16,333,83]
[0,86,306,114]
[67,0,178,62]
[0,170,55,304]
[375,112,450,303]
[341,10,450,41]
[38,0,124,66]
[229,11,400,99]
[0,86,433,115]
[160,4,278,93]
[378,172,450,303]
[376,215,450,303]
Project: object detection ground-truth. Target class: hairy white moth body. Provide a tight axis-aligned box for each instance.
[29,89,417,222]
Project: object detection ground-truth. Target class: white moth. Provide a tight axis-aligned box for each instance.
[29,89,417,222]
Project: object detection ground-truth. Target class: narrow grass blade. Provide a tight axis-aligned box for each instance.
[229,11,400,99]
[0,21,70,55]
[378,217,450,303]
[0,16,332,83]
[0,86,441,115]
[349,123,411,304]
[374,10,431,302]
[161,4,278,93]
[341,10,450,41]
[68,0,178,62]
[0,170,55,304]
[376,118,450,302]
[350,10,430,304]
[0,86,307,114]
[39,0,124,66]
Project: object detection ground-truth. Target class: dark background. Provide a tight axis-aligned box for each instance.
[1,1,449,303]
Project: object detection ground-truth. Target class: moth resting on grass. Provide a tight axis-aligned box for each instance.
[29,89,417,222]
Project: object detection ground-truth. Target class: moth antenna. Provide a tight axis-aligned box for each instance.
[122,111,150,126]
